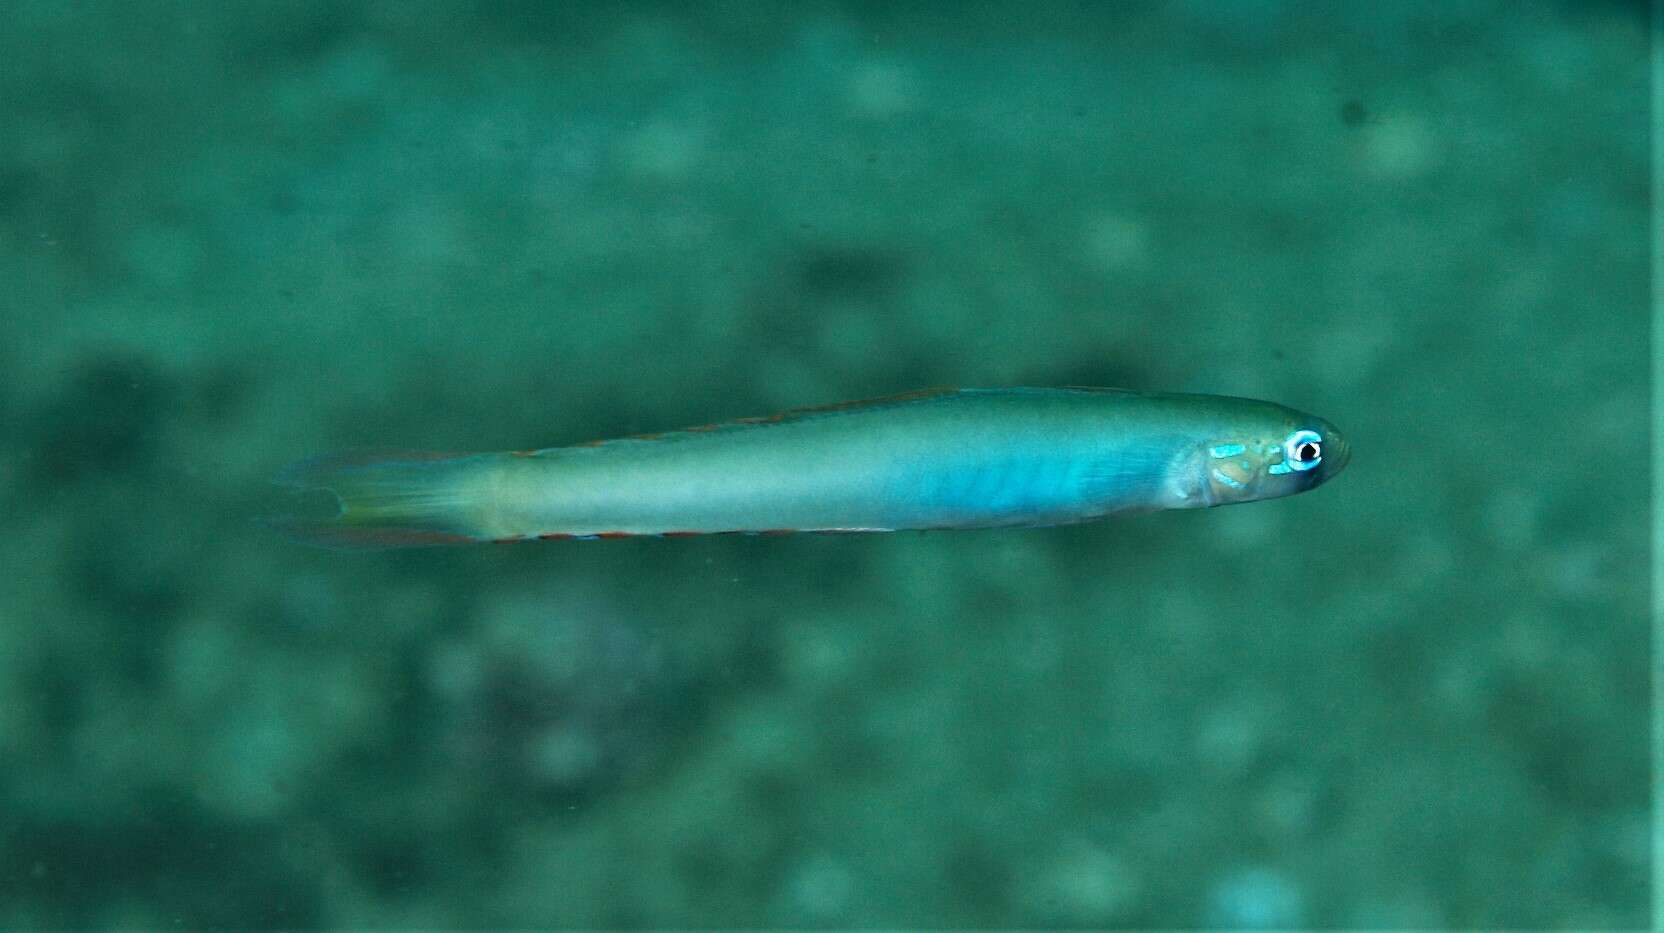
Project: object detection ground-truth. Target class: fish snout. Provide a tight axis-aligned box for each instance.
[1316,421,1349,482]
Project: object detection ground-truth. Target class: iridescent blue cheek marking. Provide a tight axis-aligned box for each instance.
[1209,443,1245,459]
[1268,461,1293,475]
[1212,468,1246,489]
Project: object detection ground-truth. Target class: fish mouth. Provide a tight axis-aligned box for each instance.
[1318,423,1350,479]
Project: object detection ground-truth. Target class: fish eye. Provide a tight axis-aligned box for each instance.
[1283,429,1322,472]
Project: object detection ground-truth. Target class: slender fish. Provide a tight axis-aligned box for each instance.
[272,387,1348,548]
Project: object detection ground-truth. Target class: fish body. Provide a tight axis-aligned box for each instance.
[273,387,1348,547]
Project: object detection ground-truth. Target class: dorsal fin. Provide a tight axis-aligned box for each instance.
[559,387,963,449]
[551,386,1136,452]
[730,386,960,424]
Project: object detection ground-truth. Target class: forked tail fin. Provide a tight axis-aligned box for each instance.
[266,449,498,549]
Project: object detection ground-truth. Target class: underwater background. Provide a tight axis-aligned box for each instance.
[0,1,1650,927]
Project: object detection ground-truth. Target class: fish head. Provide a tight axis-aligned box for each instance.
[1190,405,1349,508]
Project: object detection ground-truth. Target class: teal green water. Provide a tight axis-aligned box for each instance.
[0,2,1650,927]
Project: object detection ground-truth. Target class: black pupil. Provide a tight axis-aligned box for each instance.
[1294,441,1319,462]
